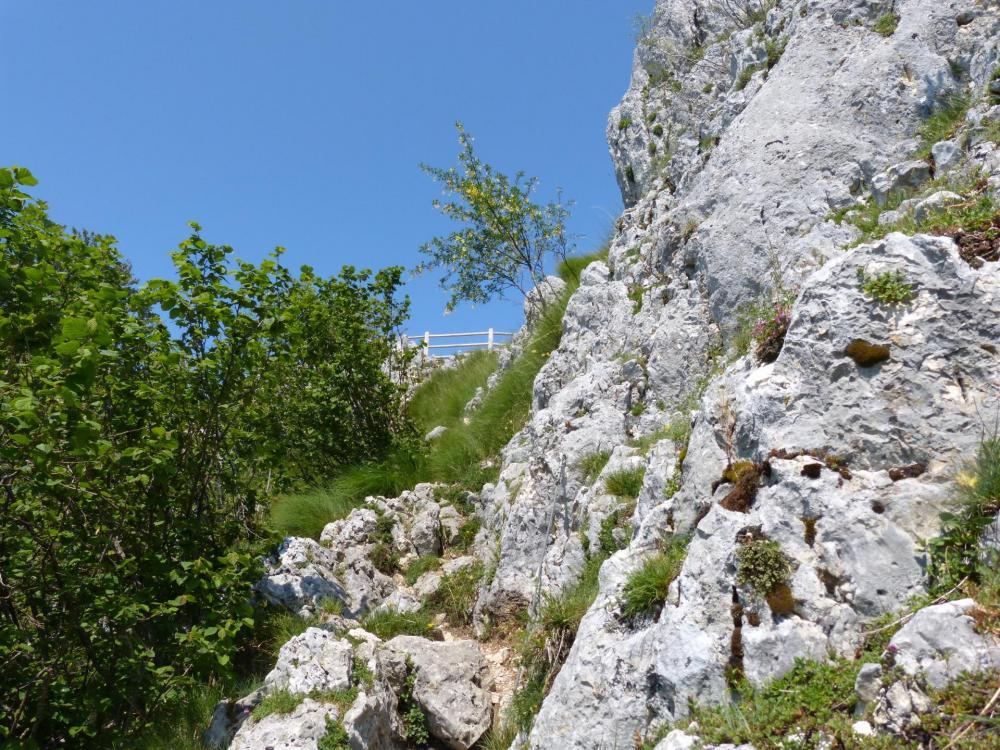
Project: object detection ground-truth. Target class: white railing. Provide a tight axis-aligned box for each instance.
[399,328,515,358]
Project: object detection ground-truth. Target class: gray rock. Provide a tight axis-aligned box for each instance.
[888,598,1000,689]
[205,689,263,749]
[228,698,338,750]
[265,627,353,695]
[871,679,933,735]
[320,507,378,550]
[424,425,448,442]
[409,502,442,557]
[931,140,962,173]
[383,636,493,750]
[258,537,346,616]
[524,275,568,326]
[854,663,883,707]
[912,190,964,223]
[871,161,932,207]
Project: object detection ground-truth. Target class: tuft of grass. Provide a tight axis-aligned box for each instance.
[361,608,436,640]
[557,243,610,284]
[453,517,481,552]
[734,65,757,91]
[621,536,690,619]
[604,467,645,499]
[873,12,899,37]
[404,555,441,585]
[422,562,483,628]
[406,350,498,435]
[578,450,612,483]
[857,268,915,305]
[736,539,789,596]
[916,93,971,158]
[929,436,1000,594]
[318,719,351,750]
[252,689,302,721]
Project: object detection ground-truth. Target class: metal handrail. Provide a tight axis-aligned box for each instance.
[400,327,515,356]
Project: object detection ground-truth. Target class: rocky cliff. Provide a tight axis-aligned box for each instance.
[210,1,1000,748]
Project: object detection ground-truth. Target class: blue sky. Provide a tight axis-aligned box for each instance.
[3,1,648,337]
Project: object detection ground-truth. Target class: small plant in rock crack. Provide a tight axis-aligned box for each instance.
[743,297,793,364]
[398,659,430,746]
[857,268,914,305]
[736,537,790,597]
[621,535,691,619]
[873,12,899,37]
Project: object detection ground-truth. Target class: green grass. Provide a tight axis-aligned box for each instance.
[604,467,645,499]
[873,12,899,37]
[404,555,441,585]
[857,268,915,305]
[406,349,499,435]
[422,562,484,628]
[269,250,603,540]
[621,536,690,619]
[252,689,302,720]
[916,93,970,158]
[318,719,351,750]
[577,450,612,483]
[360,607,436,640]
[453,517,481,551]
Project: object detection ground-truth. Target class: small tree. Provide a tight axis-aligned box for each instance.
[417,122,572,312]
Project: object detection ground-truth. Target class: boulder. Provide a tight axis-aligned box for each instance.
[888,598,1000,689]
[382,636,493,750]
[228,698,338,750]
[265,627,353,695]
[258,537,346,616]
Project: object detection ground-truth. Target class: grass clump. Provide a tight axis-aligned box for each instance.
[916,93,970,158]
[404,555,441,585]
[929,436,1000,594]
[873,12,899,37]
[252,689,302,720]
[578,450,612,483]
[621,536,690,619]
[604,467,645,499]
[318,719,351,750]
[857,268,915,305]
[453,517,481,551]
[423,562,483,628]
[736,538,789,596]
[619,116,632,131]
[361,608,436,640]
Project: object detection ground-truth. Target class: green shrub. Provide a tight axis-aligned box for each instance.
[423,562,483,627]
[604,467,646,499]
[652,124,664,137]
[621,536,690,618]
[764,35,787,69]
[252,690,303,721]
[578,450,612,483]
[619,116,632,130]
[734,65,757,91]
[0,167,409,746]
[404,555,442,585]
[873,12,899,37]
[736,539,790,596]
[857,268,915,305]
[398,660,430,746]
[360,608,436,640]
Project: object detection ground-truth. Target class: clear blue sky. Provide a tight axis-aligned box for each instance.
[3,1,648,337]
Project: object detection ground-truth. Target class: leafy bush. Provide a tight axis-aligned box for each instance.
[857,268,915,305]
[604,467,646,499]
[0,168,408,746]
[873,12,899,37]
[578,450,612,483]
[621,536,690,619]
[736,539,789,596]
